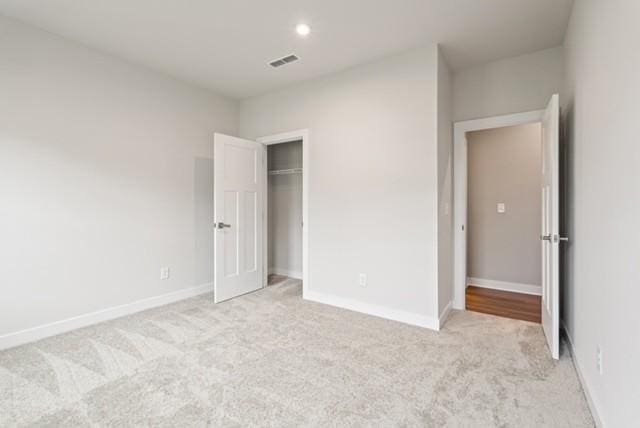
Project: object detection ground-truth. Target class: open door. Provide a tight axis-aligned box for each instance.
[214,133,264,303]
[541,94,560,359]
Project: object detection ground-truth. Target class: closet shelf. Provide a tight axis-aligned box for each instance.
[268,168,303,176]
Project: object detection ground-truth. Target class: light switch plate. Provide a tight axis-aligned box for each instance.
[497,203,506,214]
[358,273,367,287]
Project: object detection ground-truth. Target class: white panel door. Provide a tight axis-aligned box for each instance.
[541,94,560,359]
[214,133,264,303]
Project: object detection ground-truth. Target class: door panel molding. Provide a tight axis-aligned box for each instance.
[540,94,560,359]
[214,133,264,303]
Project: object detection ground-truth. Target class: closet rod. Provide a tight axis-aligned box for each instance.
[268,168,303,176]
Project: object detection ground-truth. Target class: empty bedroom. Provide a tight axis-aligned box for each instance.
[0,1,638,426]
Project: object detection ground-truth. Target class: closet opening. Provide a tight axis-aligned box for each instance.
[266,140,303,288]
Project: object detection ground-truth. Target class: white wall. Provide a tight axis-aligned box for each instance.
[239,47,440,325]
[453,46,564,121]
[0,16,237,339]
[436,48,453,316]
[563,1,640,426]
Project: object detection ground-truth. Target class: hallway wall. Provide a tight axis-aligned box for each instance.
[466,123,542,288]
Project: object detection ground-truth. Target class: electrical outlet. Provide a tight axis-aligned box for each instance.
[160,267,170,280]
[596,346,603,374]
[497,203,506,213]
[358,273,367,287]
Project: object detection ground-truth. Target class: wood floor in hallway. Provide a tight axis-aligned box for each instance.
[465,285,541,323]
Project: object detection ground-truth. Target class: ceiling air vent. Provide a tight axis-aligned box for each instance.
[269,54,299,68]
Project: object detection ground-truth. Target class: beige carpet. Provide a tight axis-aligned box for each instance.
[0,279,594,427]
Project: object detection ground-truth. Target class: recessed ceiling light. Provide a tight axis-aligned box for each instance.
[296,23,311,37]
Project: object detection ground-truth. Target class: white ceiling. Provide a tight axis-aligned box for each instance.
[0,0,573,99]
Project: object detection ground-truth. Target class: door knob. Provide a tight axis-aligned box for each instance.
[215,222,231,229]
[540,235,552,241]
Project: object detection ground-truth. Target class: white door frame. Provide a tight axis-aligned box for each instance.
[453,110,544,310]
[257,129,309,298]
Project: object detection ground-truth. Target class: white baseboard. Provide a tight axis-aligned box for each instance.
[0,282,214,351]
[467,277,541,296]
[561,321,603,428]
[438,301,453,329]
[304,290,440,331]
[269,267,302,280]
